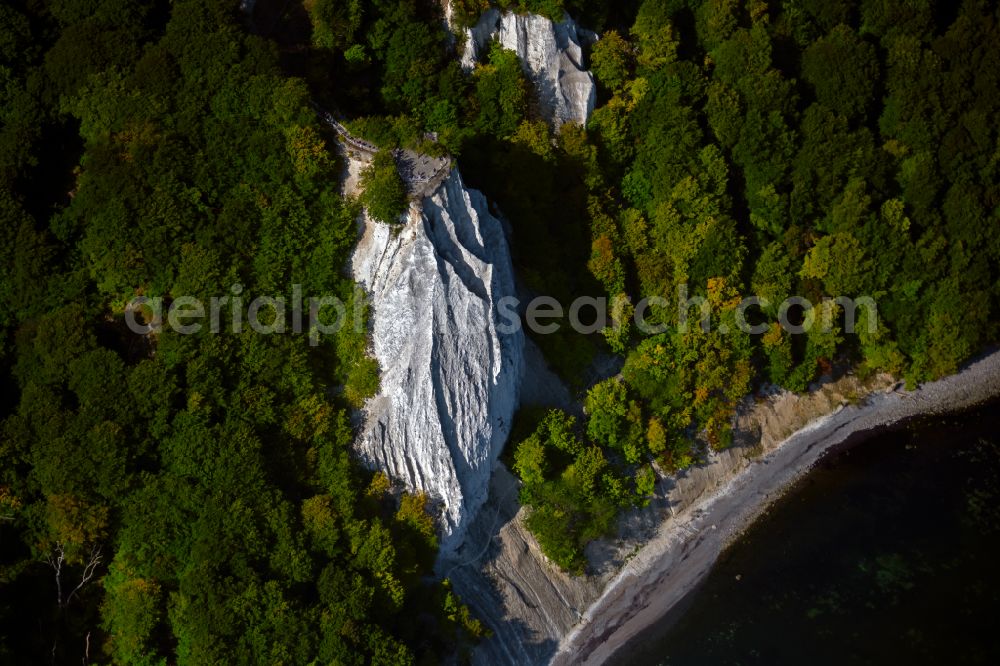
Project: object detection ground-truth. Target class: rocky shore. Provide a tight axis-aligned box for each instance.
[553,350,1000,665]
[445,350,1000,665]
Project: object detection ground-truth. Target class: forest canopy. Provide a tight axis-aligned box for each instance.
[1,0,999,660]
[0,1,485,662]
[495,0,1000,570]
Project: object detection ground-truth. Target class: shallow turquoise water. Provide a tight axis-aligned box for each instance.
[612,400,1000,666]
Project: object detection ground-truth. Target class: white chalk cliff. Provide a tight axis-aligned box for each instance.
[460,9,597,128]
[351,167,524,557]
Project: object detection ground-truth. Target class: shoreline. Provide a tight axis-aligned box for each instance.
[551,350,1000,666]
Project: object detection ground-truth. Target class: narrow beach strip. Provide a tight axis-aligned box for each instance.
[553,350,1000,666]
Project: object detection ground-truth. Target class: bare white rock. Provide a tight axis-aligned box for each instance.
[351,167,524,557]
[460,10,597,128]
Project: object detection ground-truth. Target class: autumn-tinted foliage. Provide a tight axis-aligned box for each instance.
[510,0,1000,573]
[293,0,1000,577]
[2,0,998,633]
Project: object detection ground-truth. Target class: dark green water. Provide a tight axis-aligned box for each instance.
[613,400,1000,666]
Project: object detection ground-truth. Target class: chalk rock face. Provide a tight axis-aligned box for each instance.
[351,167,524,557]
[461,10,597,127]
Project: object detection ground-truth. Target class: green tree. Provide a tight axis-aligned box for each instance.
[802,24,879,120]
[590,30,633,91]
[360,150,408,223]
[473,43,529,138]
[307,0,363,50]
[800,232,874,296]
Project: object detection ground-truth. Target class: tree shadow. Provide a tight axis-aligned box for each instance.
[440,464,562,665]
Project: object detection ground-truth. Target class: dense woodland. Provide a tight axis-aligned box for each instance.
[0,0,481,663]
[1,0,998,660]
[509,0,1000,571]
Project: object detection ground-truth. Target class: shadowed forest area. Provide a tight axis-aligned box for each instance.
[1,0,998,661]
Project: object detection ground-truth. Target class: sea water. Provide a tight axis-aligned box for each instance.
[613,399,1000,666]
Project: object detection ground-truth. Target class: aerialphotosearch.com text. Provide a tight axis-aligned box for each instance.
[124,283,878,344]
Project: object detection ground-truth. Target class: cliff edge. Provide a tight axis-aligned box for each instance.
[459,9,597,128]
[350,166,525,558]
